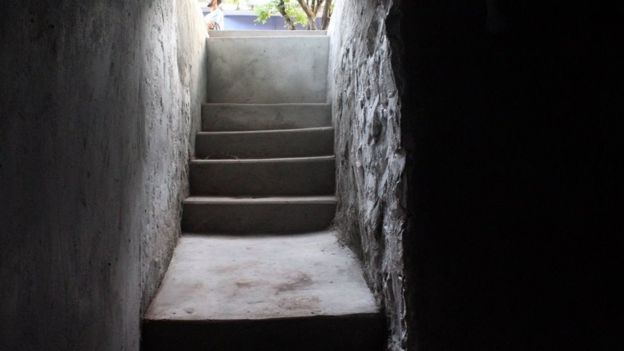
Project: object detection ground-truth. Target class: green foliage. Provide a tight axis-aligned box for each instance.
[254,0,308,27]
[254,3,273,24]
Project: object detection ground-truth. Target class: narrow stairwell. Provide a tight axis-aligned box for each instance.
[142,32,384,351]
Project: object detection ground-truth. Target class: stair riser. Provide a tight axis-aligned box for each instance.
[196,129,334,159]
[182,202,335,234]
[202,104,331,131]
[142,315,385,351]
[190,159,335,196]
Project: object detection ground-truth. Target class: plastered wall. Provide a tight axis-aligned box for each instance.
[0,1,207,349]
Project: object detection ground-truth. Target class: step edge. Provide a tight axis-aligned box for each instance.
[207,35,328,40]
[143,311,381,323]
[202,102,331,107]
[184,196,337,205]
[191,156,335,164]
[197,127,334,136]
[179,231,337,238]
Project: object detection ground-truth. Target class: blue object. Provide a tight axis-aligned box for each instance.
[202,9,321,31]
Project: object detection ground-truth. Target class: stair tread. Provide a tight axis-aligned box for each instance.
[197,126,333,135]
[208,35,328,39]
[203,102,331,106]
[191,155,335,164]
[144,231,378,321]
[184,195,337,205]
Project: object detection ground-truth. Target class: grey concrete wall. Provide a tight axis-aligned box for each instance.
[327,1,407,349]
[0,1,207,350]
[205,36,329,103]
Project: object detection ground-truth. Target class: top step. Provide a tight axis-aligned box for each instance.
[208,30,327,38]
[205,36,329,104]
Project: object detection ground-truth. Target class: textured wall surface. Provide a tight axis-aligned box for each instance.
[0,1,207,350]
[327,1,407,349]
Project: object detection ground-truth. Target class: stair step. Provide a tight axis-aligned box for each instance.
[142,232,385,351]
[205,36,329,103]
[202,103,331,131]
[182,196,336,234]
[196,127,334,159]
[190,156,335,196]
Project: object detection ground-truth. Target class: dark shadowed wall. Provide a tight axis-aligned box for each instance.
[330,0,621,350]
[398,1,621,350]
[0,1,207,350]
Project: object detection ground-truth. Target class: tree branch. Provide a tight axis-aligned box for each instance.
[297,0,318,30]
[321,0,332,29]
[314,0,325,18]
[277,0,296,30]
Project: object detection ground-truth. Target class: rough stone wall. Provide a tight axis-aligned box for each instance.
[0,1,207,350]
[327,1,407,349]
[328,1,621,350]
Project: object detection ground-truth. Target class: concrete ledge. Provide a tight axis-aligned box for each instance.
[202,103,332,131]
[182,196,336,234]
[208,30,327,38]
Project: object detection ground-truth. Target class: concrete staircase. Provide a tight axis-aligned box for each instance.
[142,33,384,351]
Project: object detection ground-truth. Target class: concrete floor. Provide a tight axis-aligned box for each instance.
[145,231,378,321]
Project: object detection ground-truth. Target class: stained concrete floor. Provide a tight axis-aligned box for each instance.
[145,231,378,321]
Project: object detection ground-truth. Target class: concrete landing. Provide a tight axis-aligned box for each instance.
[145,231,377,321]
